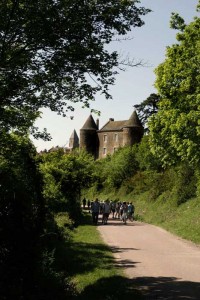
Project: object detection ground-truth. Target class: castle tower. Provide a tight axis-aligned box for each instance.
[123,110,144,146]
[69,129,79,149]
[80,115,99,158]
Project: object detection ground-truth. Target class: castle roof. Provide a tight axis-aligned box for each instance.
[81,115,98,130]
[69,129,79,149]
[99,111,142,132]
[99,120,127,132]
[124,110,143,127]
[69,129,79,141]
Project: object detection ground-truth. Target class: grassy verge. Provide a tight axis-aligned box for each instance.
[54,212,142,300]
[131,193,200,244]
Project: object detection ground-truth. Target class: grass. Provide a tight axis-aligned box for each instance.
[54,212,142,300]
[130,193,200,244]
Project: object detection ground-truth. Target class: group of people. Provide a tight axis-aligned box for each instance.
[82,198,135,225]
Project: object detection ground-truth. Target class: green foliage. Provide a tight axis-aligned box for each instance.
[118,168,171,197]
[32,212,77,299]
[0,0,150,136]
[40,149,95,220]
[170,13,186,31]
[0,132,45,299]
[135,135,162,170]
[129,163,197,205]
[198,0,200,12]
[195,167,200,197]
[172,163,197,205]
[102,146,139,189]
[149,13,200,166]
[134,93,160,132]
[118,171,148,195]
[0,133,84,299]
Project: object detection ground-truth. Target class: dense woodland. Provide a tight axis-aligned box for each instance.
[0,1,199,299]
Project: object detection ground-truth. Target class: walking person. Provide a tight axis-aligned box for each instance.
[102,199,111,225]
[115,202,120,219]
[110,201,116,219]
[119,202,123,220]
[127,202,135,221]
[82,197,86,209]
[122,202,128,224]
[91,198,100,225]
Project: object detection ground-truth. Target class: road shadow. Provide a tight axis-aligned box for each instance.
[74,275,200,300]
[115,259,141,269]
[131,276,200,300]
[97,218,146,227]
[74,275,143,300]
[110,245,140,252]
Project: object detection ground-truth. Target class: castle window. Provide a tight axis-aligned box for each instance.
[113,147,118,153]
[114,133,118,142]
[103,134,107,142]
[103,148,107,155]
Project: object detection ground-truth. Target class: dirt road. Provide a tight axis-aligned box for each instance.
[98,218,200,299]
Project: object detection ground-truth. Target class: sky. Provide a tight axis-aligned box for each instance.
[32,0,199,151]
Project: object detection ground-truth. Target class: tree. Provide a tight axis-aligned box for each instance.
[149,9,200,166]
[0,0,150,136]
[102,146,139,189]
[0,133,44,298]
[40,149,95,219]
[134,93,160,132]
[135,135,162,171]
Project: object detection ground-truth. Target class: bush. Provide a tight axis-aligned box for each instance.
[172,163,197,205]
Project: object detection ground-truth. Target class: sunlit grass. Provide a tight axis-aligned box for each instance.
[54,212,142,299]
[71,222,120,292]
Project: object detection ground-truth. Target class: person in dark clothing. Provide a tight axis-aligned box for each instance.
[82,198,86,209]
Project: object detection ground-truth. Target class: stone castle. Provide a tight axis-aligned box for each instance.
[68,110,144,159]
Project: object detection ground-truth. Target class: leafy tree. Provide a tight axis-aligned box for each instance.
[0,133,44,299]
[134,93,160,132]
[135,135,162,171]
[102,146,139,189]
[149,9,200,166]
[40,149,95,219]
[0,0,150,136]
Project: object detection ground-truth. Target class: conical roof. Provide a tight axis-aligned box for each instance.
[69,129,79,142]
[81,115,98,130]
[69,129,79,149]
[124,110,143,127]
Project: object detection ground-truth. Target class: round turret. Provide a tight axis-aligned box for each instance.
[123,111,144,146]
[80,115,99,158]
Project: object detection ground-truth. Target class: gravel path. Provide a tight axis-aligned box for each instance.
[98,218,200,299]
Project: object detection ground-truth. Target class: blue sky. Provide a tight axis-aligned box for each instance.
[32,0,199,151]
